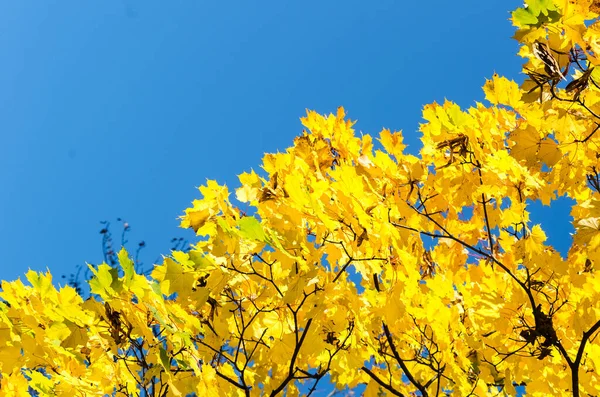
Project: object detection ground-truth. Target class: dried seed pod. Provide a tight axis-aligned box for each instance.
[533,41,566,81]
[566,67,594,100]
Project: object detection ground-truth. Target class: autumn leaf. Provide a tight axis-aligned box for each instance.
[88,263,119,298]
[4,3,600,396]
[237,216,268,242]
[512,0,561,27]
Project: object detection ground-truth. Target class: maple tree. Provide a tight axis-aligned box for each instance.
[2,1,600,396]
[62,219,189,297]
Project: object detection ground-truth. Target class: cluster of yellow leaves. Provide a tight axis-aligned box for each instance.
[2,1,600,396]
[0,250,223,397]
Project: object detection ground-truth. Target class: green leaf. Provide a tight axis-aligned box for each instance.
[188,250,213,269]
[237,216,268,242]
[217,217,235,235]
[512,0,560,27]
[118,248,135,287]
[512,7,539,27]
[88,263,119,297]
[151,258,195,301]
[25,270,53,297]
[150,281,164,300]
[159,346,171,372]
[234,215,286,252]
[175,358,190,370]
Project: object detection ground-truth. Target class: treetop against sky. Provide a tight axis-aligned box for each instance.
[2,1,600,396]
[0,0,521,283]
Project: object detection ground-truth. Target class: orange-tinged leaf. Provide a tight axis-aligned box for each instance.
[379,129,406,158]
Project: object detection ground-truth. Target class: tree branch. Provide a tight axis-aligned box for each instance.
[383,322,428,397]
[361,366,406,397]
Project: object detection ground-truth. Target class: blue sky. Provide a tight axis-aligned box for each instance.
[2,0,573,288]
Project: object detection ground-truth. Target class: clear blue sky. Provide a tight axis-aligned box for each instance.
[2,0,574,288]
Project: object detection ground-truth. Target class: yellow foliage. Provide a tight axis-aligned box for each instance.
[3,2,600,396]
